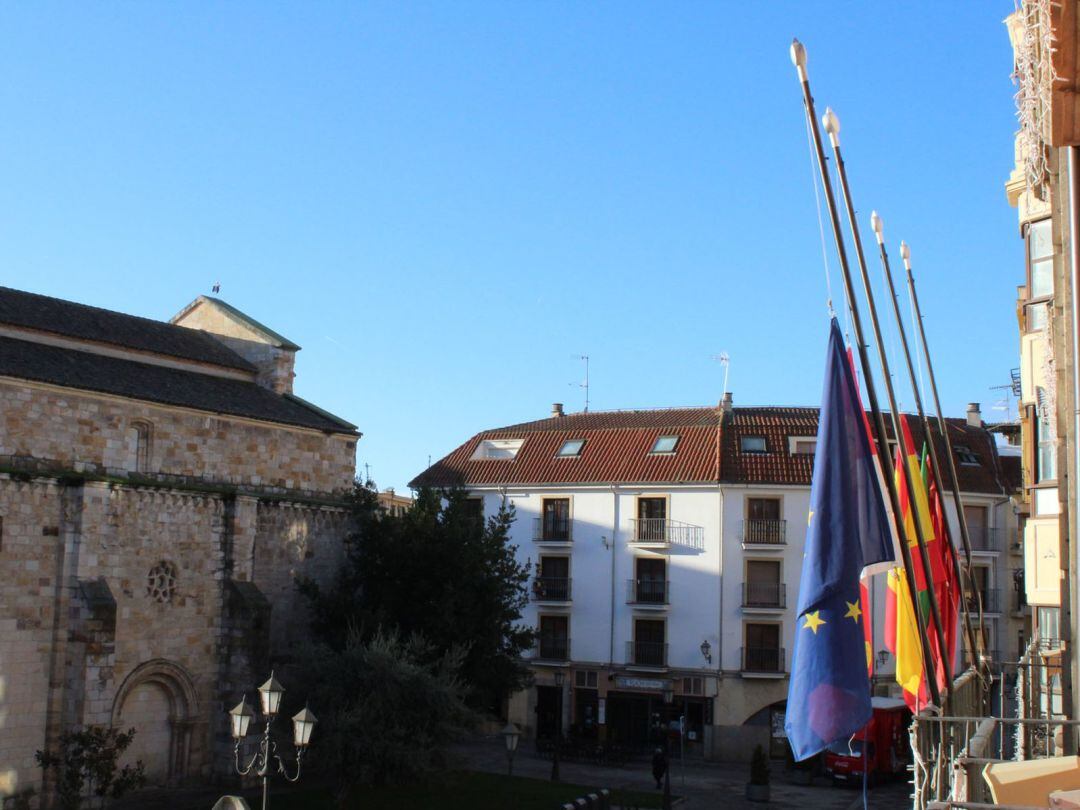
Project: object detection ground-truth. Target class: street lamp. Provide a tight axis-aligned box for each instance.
[699,640,712,665]
[551,670,565,783]
[501,722,521,777]
[229,671,316,810]
[662,686,673,810]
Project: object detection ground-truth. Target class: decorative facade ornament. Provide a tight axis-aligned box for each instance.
[1013,0,1058,198]
[146,560,178,604]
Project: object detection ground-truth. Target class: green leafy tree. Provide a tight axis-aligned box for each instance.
[35,726,146,809]
[301,484,534,711]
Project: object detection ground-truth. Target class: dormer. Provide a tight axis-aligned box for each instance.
[171,296,300,394]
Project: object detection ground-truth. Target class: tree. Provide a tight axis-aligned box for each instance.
[302,627,473,803]
[300,484,534,712]
[35,726,146,809]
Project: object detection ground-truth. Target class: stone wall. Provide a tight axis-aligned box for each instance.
[0,380,355,498]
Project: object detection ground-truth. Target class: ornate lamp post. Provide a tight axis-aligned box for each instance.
[662,685,673,810]
[501,722,521,776]
[551,670,565,783]
[228,671,316,810]
[699,640,712,665]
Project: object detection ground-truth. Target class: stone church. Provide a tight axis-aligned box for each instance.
[0,286,358,806]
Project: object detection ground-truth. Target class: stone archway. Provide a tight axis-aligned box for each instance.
[112,659,199,786]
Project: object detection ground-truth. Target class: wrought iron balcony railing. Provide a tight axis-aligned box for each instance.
[629,518,704,550]
[532,517,572,543]
[966,526,1001,552]
[532,576,571,602]
[740,519,787,546]
[626,579,669,605]
[626,641,668,668]
[966,588,1001,614]
[742,646,784,673]
[536,635,571,661]
[741,582,786,609]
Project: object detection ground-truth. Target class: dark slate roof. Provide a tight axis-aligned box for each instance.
[412,405,1008,495]
[0,336,356,434]
[0,286,256,372]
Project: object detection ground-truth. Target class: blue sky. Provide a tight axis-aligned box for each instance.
[0,2,1021,491]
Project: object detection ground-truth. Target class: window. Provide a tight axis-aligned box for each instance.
[1027,301,1048,332]
[575,670,598,689]
[635,497,667,541]
[1037,606,1060,642]
[535,555,570,601]
[1028,219,1054,298]
[682,676,703,696]
[790,437,817,455]
[634,558,667,603]
[541,498,571,541]
[463,497,484,525]
[744,560,783,607]
[1036,410,1057,482]
[740,436,767,453]
[557,439,585,457]
[539,615,569,660]
[955,445,979,466]
[470,439,524,460]
[744,623,782,672]
[651,435,679,454]
[126,420,152,473]
[632,619,666,667]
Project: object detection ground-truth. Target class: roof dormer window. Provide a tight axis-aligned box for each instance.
[650,435,679,454]
[470,439,524,461]
[557,439,586,458]
[789,437,817,455]
[740,436,767,453]
[955,445,979,466]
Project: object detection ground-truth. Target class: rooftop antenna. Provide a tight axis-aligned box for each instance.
[990,382,1016,422]
[212,281,221,294]
[363,462,371,486]
[569,354,590,412]
[710,352,731,395]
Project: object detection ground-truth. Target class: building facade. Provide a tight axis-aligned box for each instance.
[412,398,1015,761]
[0,288,357,806]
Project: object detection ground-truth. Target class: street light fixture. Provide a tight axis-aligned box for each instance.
[230,672,315,810]
[501,722,521,777]
[551,671,565,783]
[699,640,712,665]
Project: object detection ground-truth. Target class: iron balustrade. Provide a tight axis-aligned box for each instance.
[532,576,571,602]
[740,519,787,545]
[628,518,704,550]
[966,527,1001,552]
[626,641,667,668]
[741,646,784,673]
[533,517,572,542]
[741,582,786,608]
[966,588,1001,614]
[626,579,669,605]
[536,635,570,661]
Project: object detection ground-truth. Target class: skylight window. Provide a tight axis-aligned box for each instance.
[557,439,586,457]
[955,445,980,466]
[741,436,767,453]
[789,437,817,455]
[470,439,524,461]
[651,435,679,454]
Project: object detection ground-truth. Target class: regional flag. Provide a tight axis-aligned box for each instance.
[785,319,896,761]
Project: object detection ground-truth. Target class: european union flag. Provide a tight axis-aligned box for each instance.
[785,319,895,761]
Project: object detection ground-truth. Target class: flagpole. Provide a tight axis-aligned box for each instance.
[824,110,954,703]
[790,40,942,708]
[903,245,992,676]
[870,221,983,677]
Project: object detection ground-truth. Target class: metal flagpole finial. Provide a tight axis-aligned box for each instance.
[822,107,840,147]
[870,211,884,245]
[790,38,807,80]
[899,240,911,269]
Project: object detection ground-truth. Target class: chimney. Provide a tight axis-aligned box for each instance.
[551,403,564,418]
[720,392,733,415]
[966,402,982,428]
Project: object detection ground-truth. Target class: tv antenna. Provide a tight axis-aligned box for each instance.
[710,352,731,396]
[990,382,1016,422]
[569,355,590,412]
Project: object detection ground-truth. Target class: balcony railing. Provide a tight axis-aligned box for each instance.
[626,579,669,605]
[532,517,572,543]
[741,519,787,546]
[741,582,786,608]
[742,646,784,673]
[966,526,1001,552]
[629,518,704,550]
[966,588,1001,614]
[532,576,571,602]
[1012,588,1028,613]
[536,635,570,661]
[626,641,668,668]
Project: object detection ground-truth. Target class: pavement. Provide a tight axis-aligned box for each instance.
[449,738,913,810]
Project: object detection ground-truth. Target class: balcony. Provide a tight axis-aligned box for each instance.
[535,636,571,662]
[626,579,669,607]
[1012,588,1028,614]
[966,526,1001,552]
[532,576,571,603]
[966,588,1001,614]
[626,641,668,669]
[741,582,786,609]
[741,519,787,547]
[742,646,785,675]
[532,517,572,544]
[629,518,704,550]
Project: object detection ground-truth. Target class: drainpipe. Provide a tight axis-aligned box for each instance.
[717,486,725,679]
[609,484,618,668]
[1066,146,1080,748]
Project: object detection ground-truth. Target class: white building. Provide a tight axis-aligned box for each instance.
[412,398,1019,760]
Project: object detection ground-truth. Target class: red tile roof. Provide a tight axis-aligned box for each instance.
[410,406,1009,494]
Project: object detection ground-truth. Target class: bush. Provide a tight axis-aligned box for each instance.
[749,745,770,786]
[35,726,145,809]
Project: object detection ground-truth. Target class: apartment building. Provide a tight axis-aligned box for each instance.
[411,398,1015,760]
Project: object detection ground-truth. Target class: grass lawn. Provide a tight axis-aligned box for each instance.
[265,770,665,809]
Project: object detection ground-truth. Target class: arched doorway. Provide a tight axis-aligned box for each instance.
[112,660,198,786]
[743,699,788,759]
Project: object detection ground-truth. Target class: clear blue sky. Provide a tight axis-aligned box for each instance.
[0,2,1021,492]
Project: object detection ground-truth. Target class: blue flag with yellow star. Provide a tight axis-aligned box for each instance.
[785,319,895,761]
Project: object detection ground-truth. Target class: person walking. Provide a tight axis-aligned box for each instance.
[651,747,667,789]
